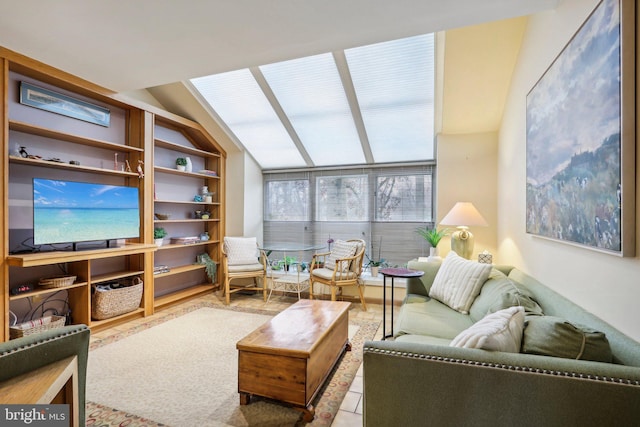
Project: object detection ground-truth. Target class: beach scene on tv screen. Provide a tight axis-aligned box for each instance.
[33,178,140,245]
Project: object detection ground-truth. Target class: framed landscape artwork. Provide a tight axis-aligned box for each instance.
[526,0,635,256]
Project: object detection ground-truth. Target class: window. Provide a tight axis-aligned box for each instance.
[190,33,435,169]
[265,179,309,221]
[316,175,368,221]
[264,165,435,266]
[375,174,433,222]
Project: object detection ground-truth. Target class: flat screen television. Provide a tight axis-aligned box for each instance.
[33,178,140,248]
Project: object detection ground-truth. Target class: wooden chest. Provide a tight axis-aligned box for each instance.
[236,299,350,420]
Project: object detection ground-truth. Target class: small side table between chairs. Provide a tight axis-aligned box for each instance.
[380,267,424,340]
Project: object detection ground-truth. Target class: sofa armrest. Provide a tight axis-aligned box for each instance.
[363,339,640,427]
[0,325,90,424]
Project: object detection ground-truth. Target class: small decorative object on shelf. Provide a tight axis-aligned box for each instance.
[154,265,171,275]
[200,231,209,241]
[10,315,66,339]
[38,275,76,289]
[19,146,29,158]
[171,236,200,245]
[154,213,170,220]
[196,253,217,282]
[185,156,193,172]
[176,157,187,171]
[194,195,203,202]
[478,250,493,264]
[91,277,143,320]
[154,227,168,246]
[201,211,210,220]
[137,160,144,178]
[194,210,202,219]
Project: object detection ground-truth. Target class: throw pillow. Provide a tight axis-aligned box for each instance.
[522,316,613,363]
[429,251,492,314]
[324,240,358,272]
[450,306,525,353]
[224,237,259,265]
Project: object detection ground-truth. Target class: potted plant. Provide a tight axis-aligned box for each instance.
[176,157,187,171]
[415,225,449,261]
[366,237,386,277]
[154,227,167,246]
[281,256,297,272]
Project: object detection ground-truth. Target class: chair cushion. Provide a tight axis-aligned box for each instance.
[429,251,492,314]
[325,240,358,272]
[311,267,357,280]
[227,263,264,273]
[224,237,258,265]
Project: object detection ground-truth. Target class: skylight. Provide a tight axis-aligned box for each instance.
[190,33,435,170]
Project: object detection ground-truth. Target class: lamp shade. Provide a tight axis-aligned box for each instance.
[440,202,488,227]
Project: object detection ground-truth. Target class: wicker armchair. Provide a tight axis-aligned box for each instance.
[221,237,268,305]
[309,239,367,311]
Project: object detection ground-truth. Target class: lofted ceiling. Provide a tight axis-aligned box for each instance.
[0,1,555,158]
[0,0,555,93]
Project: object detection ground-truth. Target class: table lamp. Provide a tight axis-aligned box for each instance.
[440,202,488,259]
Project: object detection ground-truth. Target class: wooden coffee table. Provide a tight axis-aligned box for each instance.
[236,299,351,421]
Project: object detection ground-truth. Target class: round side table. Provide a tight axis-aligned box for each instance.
[379,267,424,340]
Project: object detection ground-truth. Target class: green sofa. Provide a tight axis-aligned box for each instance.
[0,324,90,426]
[363,260,640,427]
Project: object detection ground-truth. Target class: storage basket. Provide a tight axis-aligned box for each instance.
[92,277,143,320]
[10,315,66,339]
[38,275,76,288]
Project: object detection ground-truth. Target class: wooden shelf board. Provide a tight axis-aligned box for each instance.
[156,241,218,251]
[154,218,220,224]
[9,282,88,301]
[154,199,220,206]
[89,308,145,330]
[155,138,221,158]
[9,155,139,177]
[154,166,220,179]
[153,264,206,277]
[7,243,157,267]
[10,120,143,152]
[91,270,144,284]
[154,284,215,309]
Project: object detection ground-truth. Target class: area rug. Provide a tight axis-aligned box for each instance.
[86,302,379,426]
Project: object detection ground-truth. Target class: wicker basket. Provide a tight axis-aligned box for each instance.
[92,277,143,320]
[38,275,77,288]
[10,315,66,339]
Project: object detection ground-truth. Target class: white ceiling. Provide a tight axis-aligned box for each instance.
[0,0,556,93]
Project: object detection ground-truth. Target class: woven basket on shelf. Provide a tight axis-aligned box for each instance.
[38,275,76,288]
[92,277,143,320]
[10,315,66,339]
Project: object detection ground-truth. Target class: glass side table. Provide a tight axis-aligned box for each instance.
[380,267,424,340]
[260,243,325,303]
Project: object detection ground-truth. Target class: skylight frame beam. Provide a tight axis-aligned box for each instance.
[249,67,315,167]
[333,51,374,164]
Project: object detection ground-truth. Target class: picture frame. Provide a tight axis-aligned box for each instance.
[19,81,111,127]
[525,0,635,256]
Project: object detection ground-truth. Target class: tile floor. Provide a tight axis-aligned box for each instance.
[90,289,386,426]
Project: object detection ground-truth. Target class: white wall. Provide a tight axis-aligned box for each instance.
[437,131,499,259]
[498,0,640,341]
[225,151,264,242]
